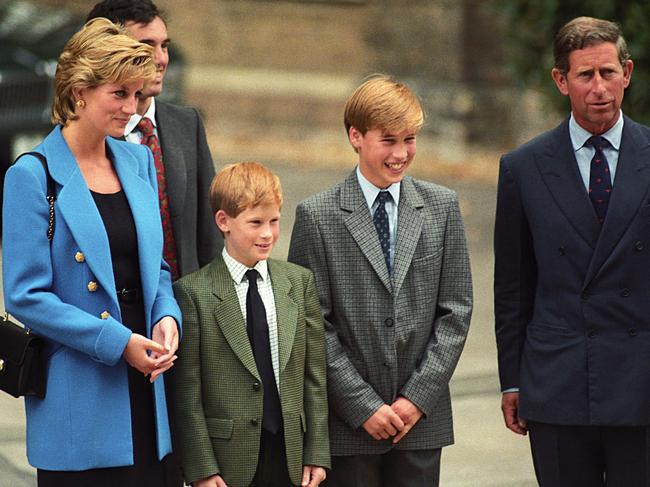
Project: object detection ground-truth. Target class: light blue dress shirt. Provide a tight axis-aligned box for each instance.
[569,110,624,191]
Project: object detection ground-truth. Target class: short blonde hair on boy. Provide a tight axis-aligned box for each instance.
[52,17,156,126]
[344,74,424,135]
[210,162,283,217]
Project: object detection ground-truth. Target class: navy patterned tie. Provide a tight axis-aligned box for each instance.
[373,191,392,274]
[587,135,612,225]
[245,269,282,434]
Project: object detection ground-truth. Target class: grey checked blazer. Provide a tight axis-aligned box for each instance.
[156,101,222,277]
[288,169,472,455]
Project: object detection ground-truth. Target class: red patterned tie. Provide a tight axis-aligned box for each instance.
[137,117,179,280]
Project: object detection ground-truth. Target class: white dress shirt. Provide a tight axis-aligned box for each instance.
[356,166,400,271]
[222,248,280,392]
[125,97,158,143]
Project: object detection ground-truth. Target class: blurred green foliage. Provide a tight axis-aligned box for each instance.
[495,0,650,124]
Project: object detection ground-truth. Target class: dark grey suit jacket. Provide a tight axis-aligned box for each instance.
[495,116,650,425]
[156,101,222,277]
[288,170,472,455]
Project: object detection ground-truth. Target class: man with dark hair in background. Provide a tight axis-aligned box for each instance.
[88,0,221,281]
[495,16,650,486]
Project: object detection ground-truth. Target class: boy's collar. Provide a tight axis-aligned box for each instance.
[222,247,269,284]
[356,166,401,209]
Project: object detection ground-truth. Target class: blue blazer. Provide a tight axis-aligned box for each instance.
[2,125,182,470]
[495,116,650,426]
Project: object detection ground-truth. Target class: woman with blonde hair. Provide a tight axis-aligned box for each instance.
[3,17,182,486]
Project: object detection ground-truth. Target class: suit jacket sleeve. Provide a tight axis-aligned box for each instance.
[301,270,331,469]
[193,108,220,268]
[288,202,385,429]
[2,157,132,365]
[399,195,473,416]
[493,155,537,390]
[168,280,219,483]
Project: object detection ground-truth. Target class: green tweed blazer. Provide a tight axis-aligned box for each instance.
[168,256,330,486]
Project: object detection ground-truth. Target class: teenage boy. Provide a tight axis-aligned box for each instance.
[169,162,330,487]
[87,0,221,279]
[288,75,472,487]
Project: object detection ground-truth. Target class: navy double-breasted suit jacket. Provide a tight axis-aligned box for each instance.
[495,115,650,426]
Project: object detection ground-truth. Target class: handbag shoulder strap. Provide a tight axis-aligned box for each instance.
[13,151,55,241]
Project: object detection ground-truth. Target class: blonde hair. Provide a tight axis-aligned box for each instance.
[52,17,156,125]
[344,74,424,135]
[210,162,283,217]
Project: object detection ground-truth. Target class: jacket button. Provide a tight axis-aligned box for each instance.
[558,246,566,255]
[635,241,644,251]
[385,318,394,327]
[253,382,261,391]
[629,328,638,337]
[87,281,98,292]
[250,418,258,427]
[581,291,589,300]
[588,330,596,338]
[75,251,85,263]
[621,288,631,297]
[100,311,110,320]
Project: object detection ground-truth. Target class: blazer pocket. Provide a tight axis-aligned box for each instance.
[206,418,234,439]
[412,247,444,268]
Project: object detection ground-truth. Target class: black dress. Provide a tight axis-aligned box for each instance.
[37,190,181,487]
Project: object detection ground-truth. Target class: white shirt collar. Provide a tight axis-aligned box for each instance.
[355,166,401,209]
[222,247,269,284]
[569,110,624,152]
[125,97,157,136]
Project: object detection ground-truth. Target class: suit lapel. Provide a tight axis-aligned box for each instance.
[535,119,601,249]
[42,127,118,309]
[392,177,424,296]
[585,117,650,284]
[156,102,187,218]
[210,257,260,380]
[268,260,298,376]
[341,171,392,292]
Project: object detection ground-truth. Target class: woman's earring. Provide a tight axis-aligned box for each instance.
[76,99,86,109]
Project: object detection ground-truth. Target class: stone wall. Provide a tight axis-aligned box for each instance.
[30,0,547,162]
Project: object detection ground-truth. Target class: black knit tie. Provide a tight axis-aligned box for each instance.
[245,269,282,433]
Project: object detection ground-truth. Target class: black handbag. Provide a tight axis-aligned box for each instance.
[0,315,46,398]
[0,151,55,399]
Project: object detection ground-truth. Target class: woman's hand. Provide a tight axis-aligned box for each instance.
[149,316,179,382]
[123,333,167,376]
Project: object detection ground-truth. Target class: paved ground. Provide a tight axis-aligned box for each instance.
[0,161,537,486]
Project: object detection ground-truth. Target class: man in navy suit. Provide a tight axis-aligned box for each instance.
[495,16,650,486]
